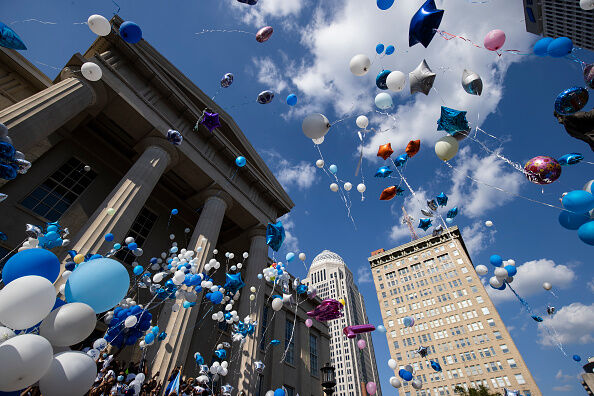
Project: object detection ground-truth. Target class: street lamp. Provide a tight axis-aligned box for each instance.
[321,362,336,396]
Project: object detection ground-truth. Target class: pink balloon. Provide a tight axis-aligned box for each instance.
[366,382,377,395]
[305,318,313,328]
[484,29,506,51]
[357,339,366,349]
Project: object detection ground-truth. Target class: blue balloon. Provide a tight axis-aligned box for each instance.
[573,354,582,362]
[195,352,204,365]
[558,210,590,230]
[105,233,114,242]
[409,0,444,48]
[207,291,224,304]
[376,43,385,54]
[399,369,413,381]
[547,37,573,58]
[376,69,391,90]
[329,164,338,174]
[152,326,159,335]
[374,166,393,178]
[377,0,395,10]
[286,252,295,262]
[183,301,195,308]
[119,21,142,44]
[2,248,61,284]
[430,360,442,372]
[533,37,553,56]
[504,265,517,277]
[144,332,155,344]
[286,94,298,106]
[65,258,130,313]
[385,45,395,55]
[446,218,453,224]
[258,274,263,279]
[274,389,286,396]
[236,156,246,167]
[578,221,594,246]
[133,265,143,275]
[558,153,584,166]
[490,254,503,267]
[0,21,27,50]
[376,325,386,333]
[46,225,58,232]
[128,242,138,251]
[555,87,589,115]
[171,209,179,215]
[562,190,594,213]
[114,243,121,250]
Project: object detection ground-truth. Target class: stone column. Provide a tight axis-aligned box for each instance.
[151,189,233,382]
[234,226,269,393]
[0,70,102,153]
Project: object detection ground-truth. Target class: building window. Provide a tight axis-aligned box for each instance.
[285,319,295,365]
[487,319,495,327]
[115,207,157,264]
[310,334,318,376]
[20,158,96,221]
[284,385,295,396]
[393,341,399,349]
[500,344,509,353]
[259,305,269,350]
[507,358,517,368]
[481,307,490,315]
[514,374,526,385]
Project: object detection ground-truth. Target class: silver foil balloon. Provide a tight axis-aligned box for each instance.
[221,73,234,88]
[421,209,433,217]
[254,360,265,373]
[412,378,423,390]
[257,90,274,104]
[25,224,42,238]
[409,59,436,95]
[461,69,483,96]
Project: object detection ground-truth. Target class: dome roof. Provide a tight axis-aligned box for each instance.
[312,250,345,266]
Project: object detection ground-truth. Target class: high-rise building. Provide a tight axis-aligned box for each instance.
[522,0,594,51]
[368,227,542,396]
[308,250,383,396]
[581,357,594,395]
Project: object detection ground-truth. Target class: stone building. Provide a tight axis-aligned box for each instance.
[368,227,542,396]
[0,15,329,395]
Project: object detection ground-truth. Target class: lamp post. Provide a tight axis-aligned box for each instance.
[321,362,336,396]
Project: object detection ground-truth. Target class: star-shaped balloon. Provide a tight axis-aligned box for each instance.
[200,111,221,132]
[418,218,432,231]
[436,192,448,206]
[394,154,408,167]
[223,273,245,295]
[266,221,285,252]
[379,186,404,201]
[446,207,458,219]
[416,345,428,358]
[377,143,394,160]
[409,60,436,95]
[374,166,393,178]
[409,0,444,48]
[405,140,421,158]
[437,107,470,135]
[0,22,27,50]
[214,348,227,360]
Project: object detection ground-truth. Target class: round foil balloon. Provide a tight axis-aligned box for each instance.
[257,90,274,104]
[524,156,562,185]
[584,64,594,89]
[554,87,589,115]
[220,73,234,88]
[376,70,391,90]
[349,54,371,76]
[302,114,331,140]
[256,26,273,42]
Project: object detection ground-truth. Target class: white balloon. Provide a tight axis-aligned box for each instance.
[0,275,56,330]
[580,0,594,10]
[357,183,366,193]
[494,267,508,279]
[40,303,97,347]
[174,270,186,283]
[312,136,325,145]
[0,334,53,392]
[266,391,275,396]
[316,159,325,168]
[124,315,138,328]
[543,281,552,291]
[434,135,459,161]
[344,182,353,191]
[87,14,111,36]
[485,220,493,227]
[349,54,371,76]
[0,326,16,344]
[389,377,402,388]
[475,265,488,276]
[387,359,397,370]
[489,276,503,288]
[171,304,180,312]
[375,92,393,109]
[271,298,283,311]
[87,348,100,361]
[330,183,339,192]
[39,351,97,396]
[507,259,515,266]
[81,62,102,82]
[136,373,146,383]
[412,378,423,390]
[302,114,331,140]
[356,115,369,129]
[386,71,406,92]
[61,270,72,280]
[153,273,165,283]
[93,338,108,350]
[299,253,306,261]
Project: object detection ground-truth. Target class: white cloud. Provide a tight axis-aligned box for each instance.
[356,266,373,284]
[252,57,288,94]
[552,385,574,392]
[486,259,576,304]
[460,221,496,256]
[555,369,577,382]
[588,278,594,293]
[278,213,299,252]
[230,0,308,27]
[538,302,594,346]
[263,150,318,191]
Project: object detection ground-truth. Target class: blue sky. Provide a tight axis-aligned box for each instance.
[3,0,593,394]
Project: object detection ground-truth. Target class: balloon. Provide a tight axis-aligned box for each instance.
[490,254,503,267]
[409,59,436,95]
[461,69,483,96]
[0,275,55,330]
[543,282,552,291]
[200,111,221,132]
[389,377,402,388]
[220,73,234,88]
[237,0,258,4]
[375,166,393,178]
[386,71,406,92]
[388,359,397,369]
[305,318,313,327]
[385,45,395,55]
[316,159,324,168]
[40,303,96,347]
[329,164,338,174]
[558,153,584,166]
[403,316,415,327]
[489,276,503,289]
[375,92,393,109]
[377,0,395,10]
[586,64,594,90]
[124,315,138,328]
[302,114,331,140]
[356,115,369,129]
[380,186,403,201]
[562,190,594,212]
[357,183,366,193]
[2,248,60,284]
[357,339,366,349]
[144,332,155,345]
[274,389,285,396]
[399,369,413,381]
[286,94,297,106]
[328,183,338,192]
[405,140,421,158]
[0,326,15,344]
[494,267,508,279]
[533,37,553,56]
[376,325,386,333]
[584,180,594,194]
[524,156,562,185]
[485,220,493,227]
[412,378,423,390]
[547,37,573,57]
[376,44,385,54]
[119,21,142,44]
[286,252,295,262]
[344,182,352,191]
[376,70,391,90]
[409,0,444,48]
[256,26,273,43]
[312,136,324,145]
[366,382,377,395]
[307,299,343,321]
[434,135,459,161]
[405,364,414,374]
[133,265,144,275]
[436,192,448,206]
[93,338,108,350]
[257,90,274,104]
[271,298,283,311]
[343,324,375,338]
[87,348,100,361]
[39,351,97,396]
[65,258,130,313]
[299,253,306,261]
[106,208,116,216]
[87,14,111,36]
[558,210,590,230]
[475,265,488,276]
[0,22,26,50]
[0,334,53,391]
[437,106,470,135]
[581,0,594,9]
[349,54,371,76]
[81,62,102,81]
[554,87,589,115]
[484,29,506,51]
[573,354,582,362]
[578,221,594,245]
[377,143,394,160]
[235,156,247,167]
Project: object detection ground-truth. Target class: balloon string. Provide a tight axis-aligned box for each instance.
[195,29,253,37]
[435,29,531,55]
[431,87,447,105]
[9,18,57,25]
[280,295,301,363]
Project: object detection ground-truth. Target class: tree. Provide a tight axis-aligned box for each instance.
[453,385,501,396]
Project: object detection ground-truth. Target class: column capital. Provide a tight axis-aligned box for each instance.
[248,224,267,239]
[135,136,179,168]
[200,188,233,210]
[59,65,107,112]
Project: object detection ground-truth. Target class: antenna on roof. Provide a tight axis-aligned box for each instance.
[401,206,419,241]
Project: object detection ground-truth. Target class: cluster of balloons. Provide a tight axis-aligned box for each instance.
[474,254,517,290]
[558,181,594,245]
[375,43,395,55]
[533,36,574,57]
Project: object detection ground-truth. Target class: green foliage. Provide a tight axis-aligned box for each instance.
[453,385,501,396]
